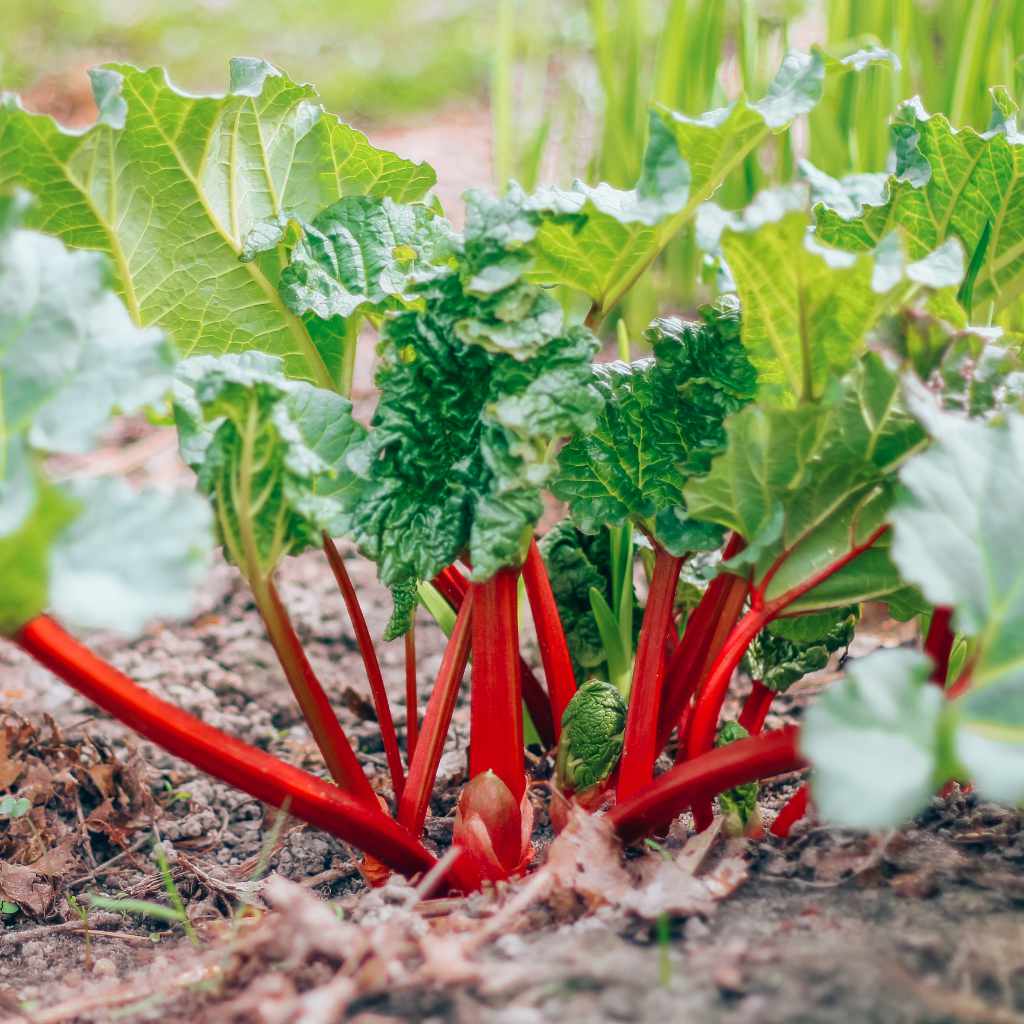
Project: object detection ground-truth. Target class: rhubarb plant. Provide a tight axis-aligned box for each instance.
[6,51,1024,901]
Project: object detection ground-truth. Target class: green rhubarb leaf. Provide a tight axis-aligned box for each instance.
[891,402,1024,804]
[0,60,435,386]
[553,298,755,553]
[0,193,214,636]
[252,196,456,323]
[685,354,927,609]
[745,606,858,692]
[555,679,627,795]
[0,192,173,456]
[814,90,1024,315]
[706,188,963,406]
[174,351,365,582]
[802,649,947,828]
[340,193,600,589]
[49,478,211,635]
[519,49,893,315]
[0,476,77,635]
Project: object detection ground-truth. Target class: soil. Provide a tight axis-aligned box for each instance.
[3,74,1024,1024]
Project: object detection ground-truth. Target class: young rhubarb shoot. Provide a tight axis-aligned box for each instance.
[452,770,534,889]
[554,679,627,806]
[714,722,762,837]
[770,784,810,838]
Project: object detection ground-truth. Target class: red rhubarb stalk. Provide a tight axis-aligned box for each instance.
[405,628,419,759]
[522,538,576,737]
[686,525,889,829]
[738,680,775,734]
[609,727,805,844]
[322,534,405,798]
[253,578,377,805]
[431,565,556,749]
[924,606,955,687]
[14,617,434,876]
[770,783,810,837]
[470,568,525,799]
[656,534,747,752]
[616,546,683,800]
[398,594,474,835]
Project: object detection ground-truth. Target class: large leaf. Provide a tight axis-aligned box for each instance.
[553,298,755,552]
[0,192,213,635]
[340,192,600,588]
[891,400,1024,803]
[813,90,1024,316]
[684,354,927,609]
[479,49,894,319]
[174,351,364,582]
[704,186,964,406]
[0,60,435,386]
[801,649,948,828]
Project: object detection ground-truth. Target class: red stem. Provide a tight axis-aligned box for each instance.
[686,524,890,829]
[13,617,436,877]
[608,727,805,844]
[431,566,555,749]
[656,534,748,752]
[398,594,474,836]
[617,546,684,800]
[924,606,955,687]
[405,628,418,759]
[770,783,810,838]
[470,568,525,799]
[322,534,405,799]
[522,539,576,739]
[738,680,775,734]
[255,579,376,804]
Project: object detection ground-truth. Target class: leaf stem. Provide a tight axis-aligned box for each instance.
[432,565,556,749]
[405,628,419,759]
[470,568,525,799]
[522,539,577,738]
[608,727,805,844]
[251,577,377,805]
[769,782,810,838]
[617,545,683,800]
[322,533,406,798]
[738,680,775,734]
[924,606,955,688]
[14,617,436,877]
[398,594,475,836]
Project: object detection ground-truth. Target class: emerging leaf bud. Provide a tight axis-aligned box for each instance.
[453,771,534,886]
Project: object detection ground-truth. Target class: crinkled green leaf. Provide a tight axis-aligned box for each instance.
[555,679,627,795]
[383,579,418,642]
[709,189,963,406]
[49,478,212,635]
[174,351,364,581]
[685,354,926,609]
[746,606,858,692]
[814,90,1024,315]
[891,401,1024,805]
[0,193,172,456]
[0,60,435,386]
[248,196,455,324]
[339,193,600,588]
[553,298,755,553]
[802,649,946,828]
